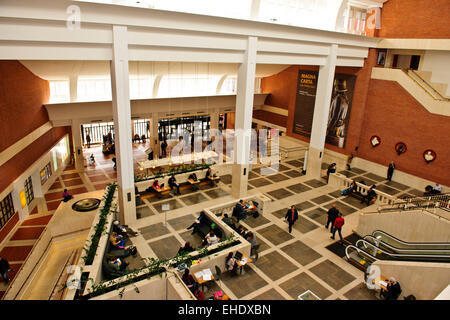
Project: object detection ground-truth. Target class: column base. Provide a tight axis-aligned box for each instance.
[117,185,137,226]
[231,164,249,199]
[305,146,324,179]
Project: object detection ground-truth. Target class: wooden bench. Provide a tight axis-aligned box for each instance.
[348,191,376,205]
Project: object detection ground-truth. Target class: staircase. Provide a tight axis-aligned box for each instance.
[406,70,450,102]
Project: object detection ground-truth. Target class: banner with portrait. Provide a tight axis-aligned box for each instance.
[293,70,356,148]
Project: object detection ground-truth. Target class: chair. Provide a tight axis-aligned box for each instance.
[214,265,222,281]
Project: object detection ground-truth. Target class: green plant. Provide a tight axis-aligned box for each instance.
[81,183,117,265]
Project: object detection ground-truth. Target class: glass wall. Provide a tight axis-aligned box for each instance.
[0,193,15,229]
[81,122,115,146]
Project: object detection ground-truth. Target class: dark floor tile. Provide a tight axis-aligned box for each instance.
[267,188,294,200]
[310,195,334,205]
[204,188,230,200]
[338,170,357,178]
[356,178,377,187]
[257,224,294,246]
[241,215,271,228]
[266,173,290,183]
[249,178,272,188]
[180,193,209,206]
[285,160,303,168]
[277,164,291,172]
[303,179,326,188]
[323,201,357,216]
[139,222,170,240]
[292,218,319,234]
[344,283,378,300]
[270,208,288,219]
[375,184,402,196]
[249,171,260,180]
[284,170,304,178]
[293,201,316,212]
[309,260,356,290]
[286,183,312,193]
[328,190,344,198]
[221,175,232,184]
[279,272,332,300]
[252,289,286,300]
[321,162,331,169]
[281,240,322,266]
[168,214,196,231]
[136,206,155,219]
[148,235,181,260]
[254,251,297,281]
[152,199,184,213]
[221,265,268,299]
[303,207,328,225]
[351,168,366,174]
[362,173,386,182]
[408,189,425,196]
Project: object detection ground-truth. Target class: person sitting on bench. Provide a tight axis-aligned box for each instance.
[109,231,126,249]
[152,179,161,192]
[232,200,246,221]
[178,241,195,255]
[225,252,238,275]
[380,277,402,300]
[108,256,129,272]
[168,175,181,195]
[222,214,236,229]
[140,134,146,142]
[361,185,377,205]
[62,189,73,202]
[186,212,207,235]
[203,230,218,246]
[236,225,247,238]
[112,220,138,238]
[181,268,197,292]
[188,172,200,191]
[342,180,358,195]
[134,134,140,143]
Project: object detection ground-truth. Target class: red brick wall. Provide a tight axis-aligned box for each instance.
[0,61,50,152]
[358,79,450,186]
[0,126,71,194]
[378,0,450,39]
[260,49,378,156]
[0,212,19,244]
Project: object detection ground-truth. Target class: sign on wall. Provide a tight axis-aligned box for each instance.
[293,70,356,148]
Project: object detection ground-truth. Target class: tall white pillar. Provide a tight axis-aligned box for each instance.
[111,25,136,225]
[232,36,257,199]
[151,113,160,158]
[69,75,78,102]
[72,119,84,172]
[306,44,338,178]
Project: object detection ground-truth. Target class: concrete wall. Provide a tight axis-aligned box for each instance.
[373,260,450,300]
[421,50,450,96]
[356,210,450,242]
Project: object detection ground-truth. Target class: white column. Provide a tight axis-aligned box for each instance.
[232,36,257,199]
[151,113,160,158]
[72,119,84,172]
[111,25,136,225]
[69,75,78,102]
[306,44,338,178]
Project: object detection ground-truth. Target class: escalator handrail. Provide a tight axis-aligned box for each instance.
[372,230,450,248]
[345,244,378,263]
[355,239,450,260]
[362,235,450,255]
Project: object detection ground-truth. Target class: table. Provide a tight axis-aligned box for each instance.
[188,179,201,190]
[138,150,218,169]
[192,268,215,292]
[154,186,171,198]
[208,176,220,185]
[235,253,252,275]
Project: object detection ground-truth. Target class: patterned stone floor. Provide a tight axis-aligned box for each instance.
[1,142,422,300]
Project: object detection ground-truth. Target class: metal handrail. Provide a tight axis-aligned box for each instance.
[371,230,450,248]
[355,239,450,261]
[360,236,450,255]
[406,69,450,101]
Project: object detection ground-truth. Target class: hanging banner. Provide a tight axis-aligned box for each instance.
[293,70,356,148]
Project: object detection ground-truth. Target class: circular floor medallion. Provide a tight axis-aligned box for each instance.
[72,198,101,212]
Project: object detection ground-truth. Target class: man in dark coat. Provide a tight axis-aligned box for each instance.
[326,204,339,232]
[285,205,299,233]
[232,200,246,222]
[387,161,395,181]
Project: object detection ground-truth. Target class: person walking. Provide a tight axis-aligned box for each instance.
[331,213,345,243]
[161,140,168,158]
[0,256,12,284]
[86,132,91,148]
[387,161,395,181]
[325,204,339,232]
[285,205,299,234]
[346,152,354,170]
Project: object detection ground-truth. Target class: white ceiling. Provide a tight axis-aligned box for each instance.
[20,60,289,80]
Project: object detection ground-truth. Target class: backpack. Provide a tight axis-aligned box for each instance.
[253,211,259,218]
[129,246,137,256]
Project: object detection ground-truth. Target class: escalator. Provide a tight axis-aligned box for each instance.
[345,230,450,271]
